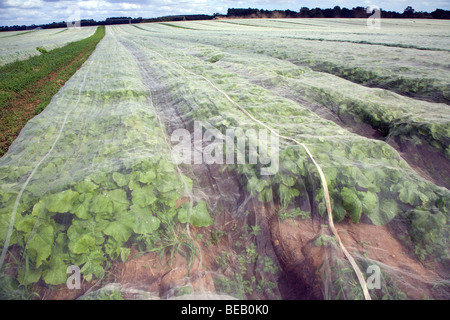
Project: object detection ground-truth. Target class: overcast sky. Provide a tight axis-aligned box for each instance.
[1,0,449,26]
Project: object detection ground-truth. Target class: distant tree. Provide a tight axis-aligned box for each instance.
[414,11,430,18]
[285,9,298,18]
[309,8,324,18]
[403,6,415,17]
[430,9,450,19]
[352,6,367,18]
[299,7,310,17]
[341,7,354,18]
[322,8,334,18]
[381,10,402,18]
[333,6,341,17]
[227,8,260,18]
[404,6,415,14]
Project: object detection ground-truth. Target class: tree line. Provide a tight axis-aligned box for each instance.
[226,7,450,19]
[1,6,449,31]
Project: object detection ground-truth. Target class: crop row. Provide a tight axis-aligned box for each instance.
[116,25,450,264]
[170,19,450,51]
[137,22,450,104]
[179,43,450,187]
[0,32,212,286]
[0,27,97,66]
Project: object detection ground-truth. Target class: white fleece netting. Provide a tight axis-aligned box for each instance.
[0,22,449,300]
[0,27,97,66]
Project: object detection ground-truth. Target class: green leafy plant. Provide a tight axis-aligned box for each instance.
[36,47,48,54]
[279,207,310,221]
[210,228,227,245]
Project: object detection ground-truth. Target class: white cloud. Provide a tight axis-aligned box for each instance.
[5,0,43,8]
[79,0,110,10]
[119,3,140,10]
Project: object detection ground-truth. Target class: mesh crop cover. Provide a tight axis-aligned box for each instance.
[1,21,449,300]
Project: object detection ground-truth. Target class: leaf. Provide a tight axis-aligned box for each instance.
[112,172,129,187]
[158,159,175,173]
[104,221,132,243]
[45,190,79,213]
[357,172,374,190]
[362,168,385,192]
[332,203,347,223]
[42,254,67,285]
[341,187,362,223]
[190,201,214,227]
[418,192,430,207]
[128,171,141,191]
[297,158,306,175]
[69,234,96,254]
[281,159,299,174]
[247,176,268,195]
[90,193,113,214]
[105,237,120,259]
[0,213,16,244]
[26,224,54,268]
[15,215,37,233]
[280,175,296,187]
[132,186,156,207]
[359,192,386,225]
[411,210,446,236]
[360,192,379,216]
[107,189,130,211]
[129,206,160,234]
[120,247,131,262]
[31,199,46,217]
[91,173,110,187]
[80,251,105,282]
[342,166,373,190]
[68,218,107,246]
[177,201,213,227]
[94,172,117,190]
[373,199,398,226]
[74,179,98,193]
[318,201,327,217]
[72,202,89,219]
[278,184,299,208]
[156,175,180,193]
[137,169,156,184]
[17,265,41,285]
[398,187,418,206]
[323,167,338,184]
[258,187,273,203]
[391,182,419,206]
[134,158,157,172]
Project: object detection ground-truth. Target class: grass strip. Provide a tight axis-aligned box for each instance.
[0,26,105,156]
